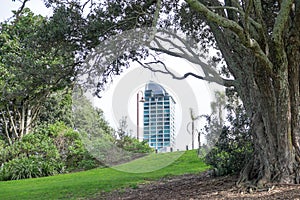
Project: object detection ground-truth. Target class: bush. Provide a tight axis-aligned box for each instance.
[0,122,101,181]
[0,156,64,181]
[204,92,253,176]
[121,136,154,153]
[77,159,99,170]
[37,122,101,172]
[205,126,253,176]
[0,133,61,165]
[0,133,65,181]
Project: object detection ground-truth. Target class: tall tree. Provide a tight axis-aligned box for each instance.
[179,0,300,186]
[44,0,300,185]
[0,8,78,143]
[132,0,299,186]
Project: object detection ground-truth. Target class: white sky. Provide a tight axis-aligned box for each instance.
[0,0,52,22]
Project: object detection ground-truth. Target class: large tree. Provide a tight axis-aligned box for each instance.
[0,6,82,144]
[44,0,300,185]
[181,0,300,186]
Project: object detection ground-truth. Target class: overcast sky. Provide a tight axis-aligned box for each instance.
[0,0,52,22]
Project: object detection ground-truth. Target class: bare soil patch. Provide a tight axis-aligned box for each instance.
[98,172,300,199]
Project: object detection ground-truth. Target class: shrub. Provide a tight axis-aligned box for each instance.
[204,92,253,176]
[0,122,101,181]
[0,132,60,164]
[77,159,99,170]
[38,122,101,172]
[0,156,64,181]
[205,127,253,176]
[122,136,154,153]
[0,133,65,181]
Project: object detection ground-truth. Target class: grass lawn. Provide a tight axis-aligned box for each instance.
[0,150,209,200]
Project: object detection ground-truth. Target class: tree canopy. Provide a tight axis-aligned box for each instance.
[0,8,78,143]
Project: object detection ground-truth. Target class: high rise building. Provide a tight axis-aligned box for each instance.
[143,81,176,151]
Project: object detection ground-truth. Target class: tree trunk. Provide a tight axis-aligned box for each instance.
[228,43,300,186]
[237,74,299,185]
[25,107,32,136]
[208,12,300,185]
[243,12,300,185]
[192,120,195,150]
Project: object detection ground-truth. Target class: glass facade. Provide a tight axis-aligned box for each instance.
[143,81,176,151]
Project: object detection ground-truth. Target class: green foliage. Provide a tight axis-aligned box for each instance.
[0,132,60,164]
[121,136,154,153]
[72,91,153,165]
[205,127,253,176]
[115,116,131,140]
[77,159,99,171]
[0,122,101,181]
[36,122,100,171]
[72,91,114,138]
[204,92,253,176]
[0,138,6,149]
[114,116,153,154]
[37,91,73,127]
[0,8,74,101]
[0,156,64,181]
[0,132,65,181]
[0,8,77,141]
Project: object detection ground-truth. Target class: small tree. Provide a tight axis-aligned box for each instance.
[187,108,201,150]
[115,116,133,141]
[203,91,226,148]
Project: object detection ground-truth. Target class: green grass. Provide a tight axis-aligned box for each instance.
[113,150,184,173]
[0,150,209,200]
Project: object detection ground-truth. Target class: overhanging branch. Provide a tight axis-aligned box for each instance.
[185,0,245,40]
[136,59,235,87]
[150,29,225,80]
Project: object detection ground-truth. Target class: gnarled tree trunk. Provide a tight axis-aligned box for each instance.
[203,1,300,184]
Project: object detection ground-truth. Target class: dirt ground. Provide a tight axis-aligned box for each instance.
[99,172,300,200]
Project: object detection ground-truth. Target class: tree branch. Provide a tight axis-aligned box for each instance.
[186,0,245,40]
[150,29,226,80]
[6,105,19,139]
[253,0,269,56]
[209,5,262,30]
[136,59,235,87]
[14,0,30,21]
[272,0,294,47]
[149,0,162,42]
[185,0,274,75]
[1,111,12,145]
[244,0,253,41]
